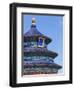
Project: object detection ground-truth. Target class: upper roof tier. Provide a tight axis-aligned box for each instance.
[24,18,52,44]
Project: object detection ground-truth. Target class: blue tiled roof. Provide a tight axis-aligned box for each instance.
[24,25,52,44]
[23,61,62,69]
[24,47,58,59]
[24,25,44,37]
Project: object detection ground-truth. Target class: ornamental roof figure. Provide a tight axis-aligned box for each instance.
[32,17,36,26]
[24,18,52,44]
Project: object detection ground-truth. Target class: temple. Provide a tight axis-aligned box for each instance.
[23,18,62,75]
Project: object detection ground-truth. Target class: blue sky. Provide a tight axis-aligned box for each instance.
[22,14,63,73]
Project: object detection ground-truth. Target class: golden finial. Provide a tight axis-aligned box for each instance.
[32,17,36,25]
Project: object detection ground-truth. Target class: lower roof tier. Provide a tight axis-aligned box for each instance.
[23,62,62,69]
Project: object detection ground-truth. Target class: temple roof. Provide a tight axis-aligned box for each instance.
[23,61,62,69]
[24,47,58,59]
[24,18,52,44]
[24,25,43,37]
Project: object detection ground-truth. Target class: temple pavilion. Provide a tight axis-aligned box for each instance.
[23,18,62,75]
